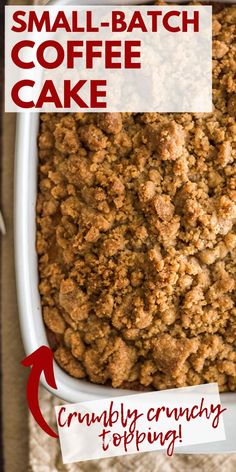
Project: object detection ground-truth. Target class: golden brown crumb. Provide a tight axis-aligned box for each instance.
[54,346,86,378]
[37,5,236,392]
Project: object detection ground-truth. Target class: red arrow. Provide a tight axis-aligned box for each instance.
[21,345,59,438]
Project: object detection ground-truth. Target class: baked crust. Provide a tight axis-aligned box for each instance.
[37,5,236,392]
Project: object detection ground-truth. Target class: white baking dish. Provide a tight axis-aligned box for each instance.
[14,0,235,453]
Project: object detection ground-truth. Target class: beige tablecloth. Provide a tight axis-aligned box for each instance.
[29,389,236,472]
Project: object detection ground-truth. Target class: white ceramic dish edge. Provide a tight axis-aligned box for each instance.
[14,0,236,453]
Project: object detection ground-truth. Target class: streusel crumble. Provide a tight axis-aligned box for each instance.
[37,4,236,392]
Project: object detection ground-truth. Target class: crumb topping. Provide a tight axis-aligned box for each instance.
[37,5,236,392]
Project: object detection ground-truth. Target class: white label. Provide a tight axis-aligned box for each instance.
[55,383,226,464]
[5,5,212,112]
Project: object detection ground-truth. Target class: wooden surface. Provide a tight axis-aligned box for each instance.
[0,2,4,469]
[1,3,30,472]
